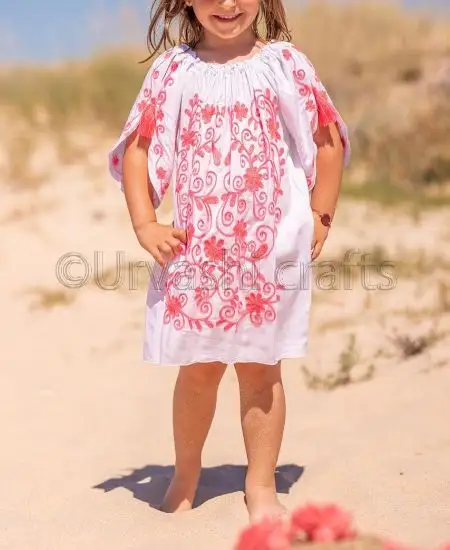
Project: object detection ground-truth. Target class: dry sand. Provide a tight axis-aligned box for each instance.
[1,147,450,550]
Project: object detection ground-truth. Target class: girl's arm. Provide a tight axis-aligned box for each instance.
[310,122,345,222]
[309,122,345,260]
[122,131,158,235]
[122,131,186,267]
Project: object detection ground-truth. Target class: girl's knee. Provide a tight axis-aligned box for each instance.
[235,361,282,390]
[179,361,226,388]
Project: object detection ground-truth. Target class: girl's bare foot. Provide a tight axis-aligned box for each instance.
[159,469,201,513]
[245,485,288,523]
[161,362,226,513]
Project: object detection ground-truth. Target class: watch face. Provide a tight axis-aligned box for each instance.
[321,214,331,227]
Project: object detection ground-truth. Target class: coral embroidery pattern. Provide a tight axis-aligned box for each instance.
[282,47,339,132]
[116,57,181,203]
[282,46,349,189]
[163,88,287,333]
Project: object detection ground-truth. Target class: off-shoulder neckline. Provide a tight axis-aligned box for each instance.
[181,41,280,72]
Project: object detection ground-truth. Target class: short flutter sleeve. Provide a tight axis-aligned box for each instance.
[275,43,351,190]
[108,47,185,208]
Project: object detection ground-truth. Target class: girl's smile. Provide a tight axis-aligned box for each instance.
[212,13,243,22]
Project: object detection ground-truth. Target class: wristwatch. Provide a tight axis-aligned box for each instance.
[312,209,332,228]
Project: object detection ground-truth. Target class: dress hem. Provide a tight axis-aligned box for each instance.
[141,348,308,367]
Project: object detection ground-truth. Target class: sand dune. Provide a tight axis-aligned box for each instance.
[1,148,449,549]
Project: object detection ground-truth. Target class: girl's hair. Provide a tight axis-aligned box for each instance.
[142,0,292,63]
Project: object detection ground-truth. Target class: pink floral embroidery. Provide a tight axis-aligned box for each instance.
[166,296,183,317]
[202,105,215,123]
[115,51,182,203]
[244,167,264,192]
[251,243,269,260]
[194,287,209,307]
[312,85,339,127]
[268,117,281,141]
[283,44,350,186]
[234,102,249,121]
[204,236,225,262]
[156,167,167,180]
[163,87,285,333]
[181,129,197,148]
[246,292,266,315]
[234,220,248,241]
[138,102,157,139]
[305,98,315,112]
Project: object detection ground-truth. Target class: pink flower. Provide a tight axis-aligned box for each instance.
[234,517,290,550]
[268,117,281,141]
[282,49,292,61]
[234,102,249,121]
[181,128,197,148]
[156,167,167,180]
[204,236,225,262]
[201,105,215,123]
[245,292,267,315]
[244,167,263,192]
[289,503,356,542]
[137,99,149,113]
[233,220,248,241]
[166,296,182,317]
[305,98,315,112]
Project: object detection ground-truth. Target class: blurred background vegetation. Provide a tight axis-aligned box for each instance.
[1,0,449,205]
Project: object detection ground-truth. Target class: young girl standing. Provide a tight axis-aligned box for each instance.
[109,0,350,522]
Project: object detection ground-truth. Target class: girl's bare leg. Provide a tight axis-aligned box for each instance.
[234,360,287,522]
[160,361,227,513]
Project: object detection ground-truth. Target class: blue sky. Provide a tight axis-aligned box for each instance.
[0,0,148,64]
[0,0,447,64]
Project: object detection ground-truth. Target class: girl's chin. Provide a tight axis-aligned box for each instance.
[207,25,245,39]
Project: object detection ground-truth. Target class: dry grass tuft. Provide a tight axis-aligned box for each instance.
[389,327,444,358]
[302,334,375,391]
[27,287,77,310]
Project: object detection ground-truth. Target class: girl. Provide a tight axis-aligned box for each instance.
[109,0,350,522]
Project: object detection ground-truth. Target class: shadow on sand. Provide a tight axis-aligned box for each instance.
[94,463,304,510]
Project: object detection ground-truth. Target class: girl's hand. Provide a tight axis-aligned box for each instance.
[135,221,187,267]
[310,212,329,261]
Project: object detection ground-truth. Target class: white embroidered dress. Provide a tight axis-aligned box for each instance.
[109,41,350,367]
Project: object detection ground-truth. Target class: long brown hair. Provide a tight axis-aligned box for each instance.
[141,0,292,63]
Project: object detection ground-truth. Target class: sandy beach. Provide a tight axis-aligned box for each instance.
[1,143,450,549]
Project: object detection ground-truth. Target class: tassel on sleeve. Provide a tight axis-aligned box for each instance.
[312,86,338,128]
[138,102,157,140]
